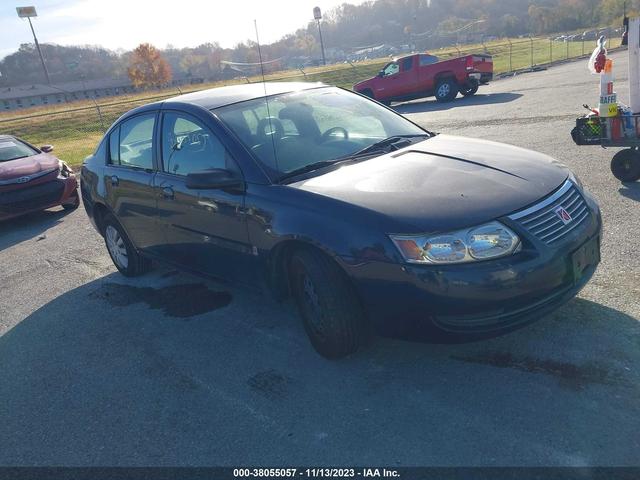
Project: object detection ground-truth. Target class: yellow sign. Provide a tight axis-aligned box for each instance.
[599,102,618,117]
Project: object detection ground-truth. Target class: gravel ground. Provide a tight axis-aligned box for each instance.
[0,50,639,467]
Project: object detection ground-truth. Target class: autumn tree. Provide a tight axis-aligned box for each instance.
[127,43,172,88]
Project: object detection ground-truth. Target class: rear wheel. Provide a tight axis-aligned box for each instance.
[289,248,365,359]
[435,78,458,102]
[103,214,152,277]
[610,148,640,182]
[460,79,479,97]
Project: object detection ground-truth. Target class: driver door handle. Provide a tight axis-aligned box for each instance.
[110,175,119,186]
[162,186,174,200]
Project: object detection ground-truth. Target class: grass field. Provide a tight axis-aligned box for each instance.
[0,35,621,168]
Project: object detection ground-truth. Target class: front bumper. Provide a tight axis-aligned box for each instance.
[0,175,78,221]
[338,190,602,339]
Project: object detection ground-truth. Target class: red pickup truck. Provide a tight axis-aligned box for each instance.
[353,52,493,105]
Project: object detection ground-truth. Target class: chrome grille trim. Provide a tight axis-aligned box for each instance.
[509,180,573,220]
[509,180,590,245]
[0,167,58,186]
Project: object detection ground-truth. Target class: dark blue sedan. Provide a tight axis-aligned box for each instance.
[80,82,601,358]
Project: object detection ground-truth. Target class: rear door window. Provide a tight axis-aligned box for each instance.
[109,113,156,169]
[419,54,439,66]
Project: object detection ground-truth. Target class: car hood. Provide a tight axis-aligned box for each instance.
[289,134,569,232]
[0,153,60,181]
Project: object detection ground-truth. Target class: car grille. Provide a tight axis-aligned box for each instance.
[509,180,590,245]
[0,179,65,216]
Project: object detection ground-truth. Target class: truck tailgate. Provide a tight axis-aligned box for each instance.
[471,54,493,74]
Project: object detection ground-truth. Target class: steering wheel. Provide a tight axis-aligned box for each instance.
[257,117,285,144]
[320,126,349,143]
[182,132,208,153]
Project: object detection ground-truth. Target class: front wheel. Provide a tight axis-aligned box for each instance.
[360,89,375,100]
[610,148,640,182]
[62,191,80,211]
[103,214,152,277]
[460,79,479,96]
[435,78,458,102]
[289,249,366,359]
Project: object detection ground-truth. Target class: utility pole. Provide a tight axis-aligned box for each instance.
[16,6,51,85]
[313,6,326,66]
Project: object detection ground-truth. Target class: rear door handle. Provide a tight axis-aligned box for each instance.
[110,175,119,186]
[162,186,174,200]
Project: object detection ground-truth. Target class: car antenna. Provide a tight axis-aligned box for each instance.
[254,19,279,173]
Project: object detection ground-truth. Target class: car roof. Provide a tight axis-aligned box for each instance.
[0,135,16,141]
[166,81,327,110]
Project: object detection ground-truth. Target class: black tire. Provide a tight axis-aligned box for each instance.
[103,213,152,277]
[435,78,458,102]
[460,79,479,96]
[360,89,375,100]
[360,89,391,106]
[289,248,365,359]
[62,192,80,211]
[610,148,640,182]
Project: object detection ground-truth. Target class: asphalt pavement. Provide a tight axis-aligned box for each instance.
[0,50,639,467]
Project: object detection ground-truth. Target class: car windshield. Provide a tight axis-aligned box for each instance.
[214,87,429,180]
[0,138,38,162]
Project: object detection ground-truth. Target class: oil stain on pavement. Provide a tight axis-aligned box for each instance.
[452,351,627,390]
[248,369,291,399]
[90,282,232,318]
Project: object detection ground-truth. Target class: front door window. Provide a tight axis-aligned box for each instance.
[383,62,399,77]
[161,112,236,176]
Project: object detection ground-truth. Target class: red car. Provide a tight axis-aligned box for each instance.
[0,135,79,221]
[354,52,493,105]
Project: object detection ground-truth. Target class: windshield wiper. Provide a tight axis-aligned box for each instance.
[349,134,431,158]
[277,133,431,183]
[278,159,344,183]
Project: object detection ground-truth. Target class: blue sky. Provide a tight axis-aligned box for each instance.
[0,0,357,60]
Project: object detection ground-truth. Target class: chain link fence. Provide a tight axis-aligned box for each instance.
[0,29,622,167]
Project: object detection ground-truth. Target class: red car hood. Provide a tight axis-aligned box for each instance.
[0,153,60,181]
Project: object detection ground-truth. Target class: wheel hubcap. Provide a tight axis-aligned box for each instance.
[301,274,326,339]
[106,225,128,269]
[438,84,450,97]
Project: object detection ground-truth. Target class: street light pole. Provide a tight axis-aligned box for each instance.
[27,16,51,84]
[313,6,326,66]
[17,6,51,85]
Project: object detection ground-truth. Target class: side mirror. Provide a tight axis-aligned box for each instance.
[377,71,384,78]
[41,145,54,153]
[185,168,244,192]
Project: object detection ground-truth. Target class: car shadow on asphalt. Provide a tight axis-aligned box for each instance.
[1,271,639,464]
[0,207,73,251]
[392,92,523,114]
[619,182,640,201]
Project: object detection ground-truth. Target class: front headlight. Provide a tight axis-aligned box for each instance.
[59,162,72,178]
[390,221,520,264]
[568,171,583,189]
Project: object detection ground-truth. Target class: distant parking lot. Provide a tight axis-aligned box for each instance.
[0,50,639,466]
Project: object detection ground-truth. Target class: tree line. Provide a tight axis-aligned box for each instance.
[0,0,632,88]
